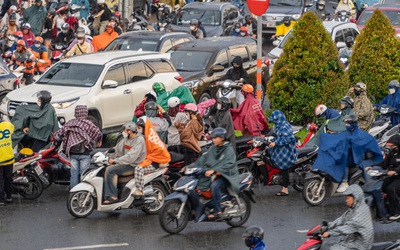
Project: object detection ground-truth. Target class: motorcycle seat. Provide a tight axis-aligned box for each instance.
[118,174,135,184]
[296,146,318,159]
[169,151,184,163]
[235,135,254,145]
[371,240,400,250]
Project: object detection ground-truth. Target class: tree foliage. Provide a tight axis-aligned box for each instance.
[267,12,347,124]
[348,9,400,101]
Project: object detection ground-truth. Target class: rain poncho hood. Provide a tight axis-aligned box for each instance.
[267,110,297,170]
[156,85,196,111]
[312,128,383,182]
[326,184,373,250]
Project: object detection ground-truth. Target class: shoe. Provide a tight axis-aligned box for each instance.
[378,218,392,224]
[276,191,288,196]
[132,190,144,197]
[337,182,349,193]
[389,214,400,221]
[0,202,6,206]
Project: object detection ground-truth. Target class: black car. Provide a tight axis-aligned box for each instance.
[103,31,195,53]
[0,59,17,101]
[168,36,269,103]
[170,2,243,37]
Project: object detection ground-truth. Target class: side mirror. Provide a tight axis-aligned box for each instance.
[103,80,118,88]
[211,64,224,72]
[336,42,346,49]
[272,40,280,47]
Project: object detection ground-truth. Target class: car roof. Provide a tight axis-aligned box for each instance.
[365,4,400,10]
[63,51,170,65]
[117,31,194,40]
[182,2,236,10]
[322,21,358,34]
[172,37,256,51]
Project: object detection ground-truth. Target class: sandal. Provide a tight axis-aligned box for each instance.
[103,196,119,204]
[276,191,288,196]
[208,212,222,220]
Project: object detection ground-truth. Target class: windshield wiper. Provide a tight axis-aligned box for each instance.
[275,2,297,6]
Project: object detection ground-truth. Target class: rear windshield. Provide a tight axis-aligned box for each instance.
[104,37,159,51]
[172,9,221,26]
[358,10,400,25]
[170,50,213,71]
[36,63,103,87]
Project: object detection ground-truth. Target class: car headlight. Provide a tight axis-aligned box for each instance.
[292,14,301,20]
[182,80,199,89]
[51,98,79,109]
[1,96,9,106]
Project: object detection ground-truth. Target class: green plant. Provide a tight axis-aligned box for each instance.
[267,12,347,124]
[348,9,400,102]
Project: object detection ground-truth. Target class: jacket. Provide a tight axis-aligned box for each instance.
[23,5,47,36]
[275,19,295,37]
[194,142,239,193]
[0,120,15,166]
[65,42,91,57]
[226,56,249,83]
[268,110,297,170]
[190,28,203,39]
[178,118,203,153]
[22,31,36,48]
[139,117,171,167]
[110,134,146,167]
[70,0,90,19]
[92,30,118,52]
[326,184,373,250]
[142,111,171,145]
[213,110,235,149]
[376,89,400,126]
[348,91,374,131]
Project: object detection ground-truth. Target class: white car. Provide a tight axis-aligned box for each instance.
[0,51,182,134]
[267,21,361,76]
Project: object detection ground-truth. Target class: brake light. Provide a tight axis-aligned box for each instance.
[14,77,20,87]
[175,76,183,83]
[350,18,356,23]
[264,58,270,66]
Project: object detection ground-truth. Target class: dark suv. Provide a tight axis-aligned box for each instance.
[168,37,269,103]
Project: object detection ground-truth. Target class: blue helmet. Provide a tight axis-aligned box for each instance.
[210,127,227,139]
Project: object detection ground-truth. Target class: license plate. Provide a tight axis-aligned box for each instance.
[266,22,276,27]
[34,165,43,175]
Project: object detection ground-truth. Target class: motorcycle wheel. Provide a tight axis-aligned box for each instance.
[302,178,326,206]
[42,168,53,189]
[226,193,251,227]
[20,172,44,200]
[159,199,189,234]
[238,165,250,174]
[67,191,95,218]
[292,183,303,192]
[141,183,167,215]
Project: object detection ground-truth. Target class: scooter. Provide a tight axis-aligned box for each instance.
[377,124,399,148]
[67,150,169,218]
[335,10,350,22]
[158,165,255,234]
[215,79,243,109]
[297,223,400,250]
[369,104,397,139]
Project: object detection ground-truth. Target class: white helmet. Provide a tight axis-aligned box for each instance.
[314,104,327,117]
[97,0,105,4]
[168,97,180,108]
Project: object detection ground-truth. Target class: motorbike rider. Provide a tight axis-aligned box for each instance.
[141,101,171,144]
[0,6,20,30]
[69,0,90,20]
[66,27,93,52]
[159,7,173,25]
[92,22,118,52]
[103,122,146,204]
[42,9,56,49]
[190,127,239,220]
[374,80,400,127]
[21,23,35,48]
[152,82,196,111]
[226,56,249,106]
[210,97,235,149]
[0,112,15,206]
[22,0,47,36]
[229,22,242,36]
[2,14,19,51]
[314,104,340,120]
[11,90,59,152]
[94,0,112,34]
[167,97,188,146]
[238,26,249,37]
[242,226,267,250]
[313,0,330,21]
[267,110,297,196]
[64,30,91,57]
[54,23,74,47]
[109,15,122,35]
[11,40,36,84]
[189,19,203,39]
[335,0,356,20]
[346,82,374,131]
[133,90,157,121]
[339,36,354,59]
[244,14,257,37]
[321,184,373,250]
[271,16,295,40]
[132,117,171,197]
[29,36,51,74]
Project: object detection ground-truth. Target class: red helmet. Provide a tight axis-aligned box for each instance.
[242,84,254,93]
[14,30,23,37]
[114,11,121,18]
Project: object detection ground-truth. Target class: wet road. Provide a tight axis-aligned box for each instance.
[1,183,400,250]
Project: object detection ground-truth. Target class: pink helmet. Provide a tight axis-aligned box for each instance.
[184,103,198,113]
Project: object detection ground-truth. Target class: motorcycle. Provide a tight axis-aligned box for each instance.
[238,136,318,191]
[369,104,397,139]
[50,43,68,63]
[339,54,349,71]
[272,35,284,47]
[158,165,255,234]
[67,150,169,218]
[297,223,400,250]
[335,10,350,22]
[377,124,399,148]
[128,11,151,31]
[215,79,243,109]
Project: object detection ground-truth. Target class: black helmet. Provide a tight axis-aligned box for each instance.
[110,15,119,23]
[234,22,242,29]
[190,19,199,26]
[345,36,354,47]
[37,90,52,107]
[242,225,264,240]
[9,14,17,21]
[210,127,227,139]
[343,114,358,124]
[245,14,252,22]
[217,97,231,110]
[388,80,400,88]
[340,96,354,109]
[163,6,170,13]
[145,101,157,110]
[136,118,145,128]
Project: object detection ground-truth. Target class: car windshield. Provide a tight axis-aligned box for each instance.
[170,50,213,71]
[36,63,103,87]
[104,37,159,51]
[172,9,221,26]
[278,30,294,49]
[358,10,400,25]
[269,0,302,7]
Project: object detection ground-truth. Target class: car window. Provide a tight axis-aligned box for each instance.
[0,66,8,75]
[171,37,190,46]
[103,64,126,86]
[214,51,229,68]
[170,49,213,71]
[359,10,400,25]
[160,39,173,53]
[350,28,359,38]
[126,61,152,82]
[342,28,353,40]
[229,47,249,63]
[269,0,302,7]
[173,9,221,26]
[225,7,238,20]
[147,60,174,73]
[335,30,344,43]
[104,37,159,51]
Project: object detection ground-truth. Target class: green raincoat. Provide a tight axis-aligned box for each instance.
[23,5,47,36]
[156,85,196,110]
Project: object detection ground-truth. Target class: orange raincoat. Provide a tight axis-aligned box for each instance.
[92,29,118,52]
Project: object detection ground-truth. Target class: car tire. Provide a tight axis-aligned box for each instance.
[87,115,100,128]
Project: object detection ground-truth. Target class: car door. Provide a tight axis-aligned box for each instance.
[208,50,230,86]
[99,63,133,127]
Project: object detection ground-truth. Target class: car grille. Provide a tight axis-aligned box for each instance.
[8,100,34,114]
[262,15,285,22]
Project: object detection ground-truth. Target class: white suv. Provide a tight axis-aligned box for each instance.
[0,51,182,134]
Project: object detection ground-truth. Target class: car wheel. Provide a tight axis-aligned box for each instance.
[87,115,100,128]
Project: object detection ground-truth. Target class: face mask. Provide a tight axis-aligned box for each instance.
[137,127,143,134]
[122,131,128,138]
[343,0,348,3]
[389,88,396,94]
[240,32,245,36]
[62,30,67,34]
[235,28,240,33]
[190,26,195,31]
[34,43,40,48]
[217,103,222,110]
[37,100,41,107]
[245,237,253,247]
[318,5,324,10]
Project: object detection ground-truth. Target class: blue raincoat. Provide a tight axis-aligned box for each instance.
[312,127,383,182]
[375,87,400,126]
[268,110,298,170]
[324,108,340,119]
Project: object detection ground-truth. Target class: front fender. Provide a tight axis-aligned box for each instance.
[305,171,323,181]
[70,182,95,193]
[165,191,188,203]
[237,157,252,166]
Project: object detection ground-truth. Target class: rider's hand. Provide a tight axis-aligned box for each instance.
[269,142,276,147]
[348,87,354,94]
[97,141,102,147]
[108,158,115,164]
[373,106,377,111]
[388,171,397,176]
[271,35,276,39]
[205,170,215,177]
[322,232,330,238]
[23,127,29,133]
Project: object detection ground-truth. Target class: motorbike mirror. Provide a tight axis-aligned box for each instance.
[103,80,118,89]
[336,42,346,49]
[350,18,356,23]
[272,40,280,47]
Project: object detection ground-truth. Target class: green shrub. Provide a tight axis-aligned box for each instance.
[348,9,400,102]
[267,12,347,124]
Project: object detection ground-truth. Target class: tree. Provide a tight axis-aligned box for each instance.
[267,12,347,124]
[348,9,400,102]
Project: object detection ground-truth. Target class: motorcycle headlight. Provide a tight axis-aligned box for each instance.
[182,80,199,89]
[51,98,79,109]
[252,139,263,148]
[292,14,301,20]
